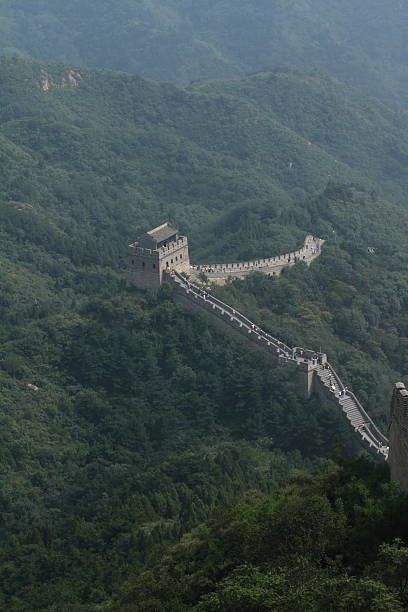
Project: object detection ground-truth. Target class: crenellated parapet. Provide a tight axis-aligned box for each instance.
[388,382,408,490]
[192,234,324,284]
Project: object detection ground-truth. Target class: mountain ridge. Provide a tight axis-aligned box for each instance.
[2,1,408,109]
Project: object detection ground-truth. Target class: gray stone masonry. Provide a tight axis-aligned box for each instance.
[388,383,408,491]
[191,234,324,285]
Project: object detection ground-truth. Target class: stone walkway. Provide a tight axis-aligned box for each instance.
[170,269,389,459]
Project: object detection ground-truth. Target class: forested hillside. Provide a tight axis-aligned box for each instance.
[2,55,408,255]
[112,457,408,611]
[1,56,408,608]
[2,1,408,109]
[191,71,408,205]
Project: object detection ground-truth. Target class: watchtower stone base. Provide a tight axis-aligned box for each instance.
[389,382,408,491]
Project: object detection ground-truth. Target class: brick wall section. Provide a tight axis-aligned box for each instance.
[194,235,324,285]
[127,225,390,462]
[128,226,322,289]
[128,247,161,290]
[172,285,289,360]
[388,382,408,491]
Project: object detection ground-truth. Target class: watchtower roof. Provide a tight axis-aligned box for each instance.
[147,222,177,244]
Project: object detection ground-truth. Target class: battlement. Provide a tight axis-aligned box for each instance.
[158,236,188,258]
[129,244,160,259]
[192,235,324,284]
[292,347,327,364]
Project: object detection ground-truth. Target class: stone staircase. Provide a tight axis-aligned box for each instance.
[314,364,388,458]
[315,365,365,428]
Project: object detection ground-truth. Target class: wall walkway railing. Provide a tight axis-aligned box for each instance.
[169,269,389,460]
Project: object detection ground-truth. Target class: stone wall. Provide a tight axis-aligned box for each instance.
[128,247,161,290]
[172,284,307,397]
[158,237,190,279]
[128,227,322,289]
[192,235,323,285]
[388,382,408,491]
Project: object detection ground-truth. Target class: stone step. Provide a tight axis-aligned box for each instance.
[349,417,365,426]
[349,413,364,421]
[348,412,362,419]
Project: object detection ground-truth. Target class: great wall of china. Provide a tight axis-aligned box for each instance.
[128,223,390,463]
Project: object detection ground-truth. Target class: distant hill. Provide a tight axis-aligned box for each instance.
[2,1,408,108]
[1,55,408,268]
[190,70,408,207]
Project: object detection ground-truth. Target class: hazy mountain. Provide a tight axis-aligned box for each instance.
[2,1,408,109]
[1,55,408,261]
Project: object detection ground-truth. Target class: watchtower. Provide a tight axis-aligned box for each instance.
[128,222,190,290]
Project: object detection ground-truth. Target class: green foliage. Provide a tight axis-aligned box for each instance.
[113,459,408,611]
[0,286,340,610]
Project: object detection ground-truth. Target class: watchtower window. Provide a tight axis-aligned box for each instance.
[175,256,178,261]
[180,253,182,259]
[153,263,156,269]
[166,261,169,268]
[171,259,173,264]
[132,259,135,264]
